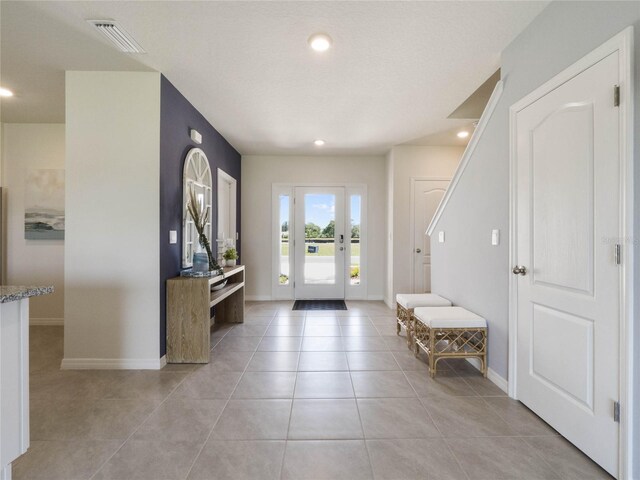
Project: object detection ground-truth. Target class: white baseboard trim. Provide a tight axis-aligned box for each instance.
[487,368,509,394]
[366,295,384,301]
[61,356,165,370]
[30,317,64,326]
[246,295,272,301]
[465,358,509,394]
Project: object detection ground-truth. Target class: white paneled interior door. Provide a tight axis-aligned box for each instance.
[413,180,448,293]
[513,50,620,476]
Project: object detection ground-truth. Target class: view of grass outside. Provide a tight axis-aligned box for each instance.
[279,239,361,285]
[278,193,361,286]
[280,241,360,257]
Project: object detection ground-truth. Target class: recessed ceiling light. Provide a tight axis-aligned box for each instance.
[308,33,332,52]
[457,131,469,139]
[314,139,325,146]
[0,88,14,97]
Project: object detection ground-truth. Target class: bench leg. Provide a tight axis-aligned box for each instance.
[429,333,436,378]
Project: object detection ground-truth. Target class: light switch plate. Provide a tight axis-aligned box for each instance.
[438,231,445,243]
[169,230,177,244]
[491,229,500,246]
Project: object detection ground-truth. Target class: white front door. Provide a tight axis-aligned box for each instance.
[513,51,620,475]
[413,180,448,293]
[294,187,345,299]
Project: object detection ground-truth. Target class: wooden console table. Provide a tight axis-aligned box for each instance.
[166,265,244,363]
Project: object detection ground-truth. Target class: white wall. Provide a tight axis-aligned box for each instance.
[242,155,386,300]
[64,71,161,368]
[429,2,640,474]
[1,124,65,324]
[385,146,463,305]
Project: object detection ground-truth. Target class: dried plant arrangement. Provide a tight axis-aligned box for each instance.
[187,187,223,275]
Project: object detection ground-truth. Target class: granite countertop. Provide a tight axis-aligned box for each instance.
[0,286,54,303]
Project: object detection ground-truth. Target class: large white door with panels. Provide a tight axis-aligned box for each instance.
[294,187,345,299]
[413,180,448,293]
[513,49,621,476]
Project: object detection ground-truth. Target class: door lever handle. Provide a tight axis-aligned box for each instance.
[416,248,422,253]
[339,234,344,244]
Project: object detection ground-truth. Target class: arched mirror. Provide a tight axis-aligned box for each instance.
[182,148,212,268]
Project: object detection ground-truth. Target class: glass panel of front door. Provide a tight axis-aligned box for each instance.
[279,194,290,285]
[350,195,361,286]
[294,187,345,299]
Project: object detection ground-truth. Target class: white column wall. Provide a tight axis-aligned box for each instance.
[63,71,161,368]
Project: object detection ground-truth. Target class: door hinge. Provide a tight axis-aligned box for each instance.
[615,244,621,265]
[614,85,620,107]
[614,401,620,423]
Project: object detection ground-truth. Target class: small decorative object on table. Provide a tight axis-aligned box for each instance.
[187,187,224,276]
[223,247,238,267]
[211,279,228,291]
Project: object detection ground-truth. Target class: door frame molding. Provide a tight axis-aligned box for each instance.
[409,177,451,293]
[217,167,237,245]
[508,27,634,477]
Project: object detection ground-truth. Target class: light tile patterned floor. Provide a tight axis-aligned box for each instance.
[16,301,612,480]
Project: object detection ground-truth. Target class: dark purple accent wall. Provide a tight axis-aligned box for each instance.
[159,75,241,357]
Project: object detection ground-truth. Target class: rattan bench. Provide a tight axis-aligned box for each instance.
[413,306,487,378]
[396,294,451,348]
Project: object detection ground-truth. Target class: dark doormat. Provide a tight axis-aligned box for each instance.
[293,300,347,311]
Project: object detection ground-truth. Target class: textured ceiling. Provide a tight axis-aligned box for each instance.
[0,1,548,154]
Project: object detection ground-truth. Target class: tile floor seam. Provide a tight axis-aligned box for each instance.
[460,374,489,396]
[393,343,472,480]
[182,316,273,480]
[279,310,308,480]
[397,360,448,439]
[477,395,526,435]
[465,394,519,434]
[441,437,475,480]
[209,316,235,349]
[348,314,376,480]
[519,435,571,480]
[87,366,193,480]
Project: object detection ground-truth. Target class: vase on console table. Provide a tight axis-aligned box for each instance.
[192,243,209,273]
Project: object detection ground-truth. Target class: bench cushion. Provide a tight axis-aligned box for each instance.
[414,307,486,329]
[396,294,451,309]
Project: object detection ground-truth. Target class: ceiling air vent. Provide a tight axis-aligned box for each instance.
[87,20,145,54]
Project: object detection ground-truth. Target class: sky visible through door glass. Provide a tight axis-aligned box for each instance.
[279,193,361,229]
[305,194,335,229]
[280,195,289,226]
